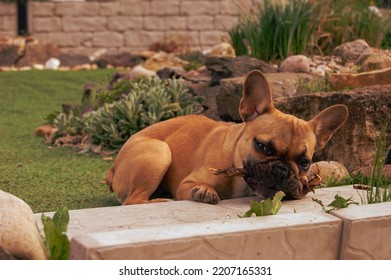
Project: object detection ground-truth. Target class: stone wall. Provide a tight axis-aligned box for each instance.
[0,0,258,55]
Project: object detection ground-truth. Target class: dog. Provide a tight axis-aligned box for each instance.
[105,70,348,205]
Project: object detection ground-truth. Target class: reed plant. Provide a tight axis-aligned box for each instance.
[229,0,319,62]
[229,0,388,61]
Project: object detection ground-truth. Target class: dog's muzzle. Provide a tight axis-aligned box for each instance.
[243,158,309,199]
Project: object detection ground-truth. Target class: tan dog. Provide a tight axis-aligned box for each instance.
[105,70,348,205]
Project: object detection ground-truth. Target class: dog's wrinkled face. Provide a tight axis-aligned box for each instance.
[236,71,348,199]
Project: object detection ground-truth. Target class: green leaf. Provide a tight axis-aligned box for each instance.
[41,208,70,260]
[240,191,285,218]
[52,207,69,234]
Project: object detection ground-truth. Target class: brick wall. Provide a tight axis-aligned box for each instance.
[0,0,258,55]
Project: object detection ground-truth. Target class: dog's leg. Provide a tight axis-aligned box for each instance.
[111,138,172,205]
[176,182,220,204]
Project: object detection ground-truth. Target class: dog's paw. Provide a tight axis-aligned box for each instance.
[190,185,220,204]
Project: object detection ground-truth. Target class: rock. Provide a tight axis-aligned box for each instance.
[16,43,60,67]
[45,58,61,70]
[328,67,391,90]
[124,65,156,81]
[309,161,349,184]
[205,56,278,86]
[353,165,391,181]
[215,73,313,122]
[275,85,391,172]
[96,51,144,68]
[0,246,16,260]
[0,190,47,260]
[142,52,188,71]
[357,53,391,72]
[209,42,236,57]
[0,44,19,66]
[58,54,91,68]
[332,39,371,64]
[279,55,312,73]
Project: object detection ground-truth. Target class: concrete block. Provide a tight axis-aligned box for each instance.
[55,2,100,17]
[188,16,214,30]
[0,3,16,15]
[181,1,220,15]
[332,202,391,259]
[93,32,124,48]
[31,2,55,16]
[120,0,151,16]
[99,2,120,16]
[144,16,187,31]
[32,17,61,32]
[150,0,180,15]
[62,17,107,32]
[70,212,341,259]
[108,16,143,31]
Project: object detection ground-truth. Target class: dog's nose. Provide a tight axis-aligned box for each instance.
[272,163,290,181]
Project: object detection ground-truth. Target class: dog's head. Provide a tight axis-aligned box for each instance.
[237,70,348,199]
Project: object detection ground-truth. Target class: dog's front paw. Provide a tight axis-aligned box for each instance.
[190,185,220,204]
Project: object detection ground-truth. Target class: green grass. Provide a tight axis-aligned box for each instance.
[0,69,120,213]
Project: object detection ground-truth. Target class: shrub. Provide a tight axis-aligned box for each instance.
[52,76,204,152]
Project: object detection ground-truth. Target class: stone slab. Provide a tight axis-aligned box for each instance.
[71,212,341,260]
[35,186,364,239]
[35,186,379,259]
[331,201,391,260]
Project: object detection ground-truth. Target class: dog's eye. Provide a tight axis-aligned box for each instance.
[298,158,311,171]
[254,139,273,156]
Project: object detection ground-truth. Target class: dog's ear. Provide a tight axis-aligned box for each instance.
[239,70,274,121]
[309,104,348,149]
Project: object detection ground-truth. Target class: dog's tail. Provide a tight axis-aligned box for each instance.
[105,167,115,192]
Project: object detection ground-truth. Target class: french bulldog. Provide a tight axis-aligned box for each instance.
[105,70,348,205]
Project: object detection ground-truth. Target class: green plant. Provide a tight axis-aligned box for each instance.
[180,51,206,71]
[41,207,70,260]
[229,0,319,62]
[240,191,285,217]
[297,77,332,94]
[316,0,386,54]
[53,77,204,152]
[312,194,359,213]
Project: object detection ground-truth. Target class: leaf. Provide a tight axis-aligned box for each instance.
[41,208,70,260]
[240,191,285,217]
[52,207,69,234]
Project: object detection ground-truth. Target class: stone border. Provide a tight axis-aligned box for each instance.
[35,186,391,259]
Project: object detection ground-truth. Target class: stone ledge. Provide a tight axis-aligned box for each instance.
[331,201,391,260]
[71,212,341,259]
[35,185,391,259]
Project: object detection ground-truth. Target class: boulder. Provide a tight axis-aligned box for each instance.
[142,52,188,71]
[215,73,313,121]
[279,55,312,73]
[205,56,278,86]
[275,85,391,172]
[16,43,60,67]
[96,51,144,68]
[58,53,91,68]
[357,53,391,72]
[0,190,47,260]
[0,44,19,66]
[328,67,391,90]
[332,39,371,64]
[209,42,236,58]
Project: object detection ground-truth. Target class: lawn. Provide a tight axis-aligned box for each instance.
[0,69,120,213]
